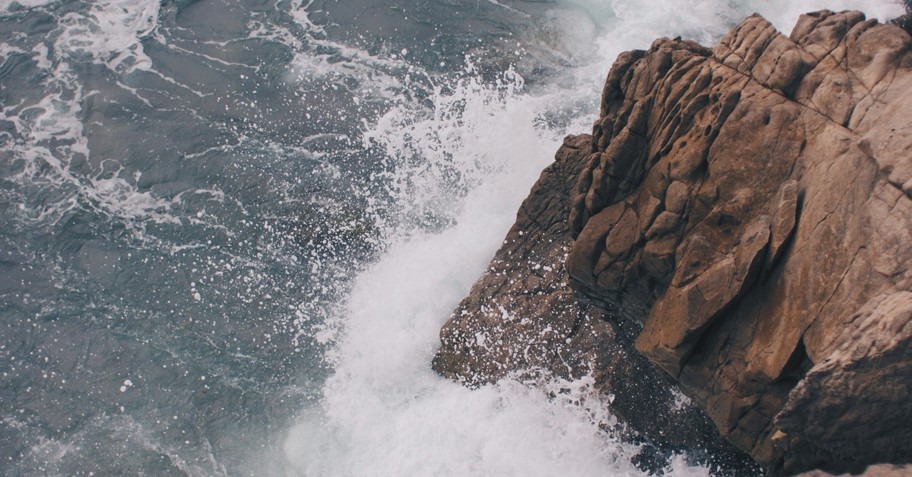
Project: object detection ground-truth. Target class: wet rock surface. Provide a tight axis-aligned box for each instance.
[436,10,912,476]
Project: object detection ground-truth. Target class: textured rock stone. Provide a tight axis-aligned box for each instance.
[434,134,603,387]
[564,10,912,475]
[432,135,757,472]
[434,9,912,477]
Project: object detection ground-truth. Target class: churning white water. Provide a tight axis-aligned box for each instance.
[0,0,903,474]
[281,1,904,476]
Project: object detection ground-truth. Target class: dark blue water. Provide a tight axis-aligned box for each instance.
[0,1,903,475]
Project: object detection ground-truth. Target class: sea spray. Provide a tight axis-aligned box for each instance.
[281,1,905,475]
[0,0,904,474]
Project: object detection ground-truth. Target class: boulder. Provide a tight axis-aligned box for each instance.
[566,10,912,475]
[435,9,912,476]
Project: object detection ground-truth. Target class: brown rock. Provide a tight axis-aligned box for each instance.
[434,9,912,477]
[434,134,598,386]
[635,216,771,376]
[766,180,799,273]
[564,10,912,475]
[432,135,757,472]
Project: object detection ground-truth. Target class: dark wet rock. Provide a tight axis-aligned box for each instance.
[435,9,912,477]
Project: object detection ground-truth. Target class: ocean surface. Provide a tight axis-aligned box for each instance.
[0,0,904,475]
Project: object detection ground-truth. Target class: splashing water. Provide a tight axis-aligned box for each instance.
[281,1,904,476]
[0,0,904,475]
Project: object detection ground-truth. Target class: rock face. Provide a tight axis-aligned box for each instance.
[432,135,756,472]
[565,10,912,475]
[435,9,912,476]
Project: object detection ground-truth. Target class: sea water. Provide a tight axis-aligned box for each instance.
[0,1,904,475]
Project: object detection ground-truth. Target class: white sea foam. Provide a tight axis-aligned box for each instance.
[3,0,188,235]
[282,10,647,476]
[282,1,906,475]
[361,66,532,238]
[277,0,439,109]
[0,0,54,11]
[283,73,705,473]
[283,109,655,474]
[55,0,160,74]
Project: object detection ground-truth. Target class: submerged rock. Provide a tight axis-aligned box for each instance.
[436,9,912,476]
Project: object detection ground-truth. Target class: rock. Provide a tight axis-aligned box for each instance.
[434,9,912,476]
[564,10,912,475]
[434,134,601,387]
[432,135,758,472]
[766,180,798,273]
[775,292,912,473]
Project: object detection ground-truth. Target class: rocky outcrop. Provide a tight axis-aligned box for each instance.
[435,9,912,476]
[565,10,912,475]
[432,135,758,473]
